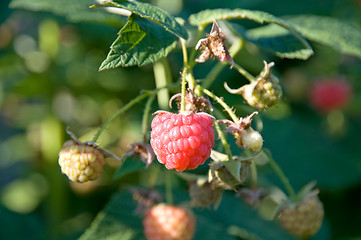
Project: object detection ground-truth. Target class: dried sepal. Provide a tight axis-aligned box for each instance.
[195,19,234,67]
[122,142,155,167]
[169,89,213,113]
[130,187,162,214]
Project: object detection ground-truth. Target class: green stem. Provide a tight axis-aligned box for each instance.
[165,170,173,205]
[250,161,258,189]
[233,62,256,82]
[92,91,153,143]
[202,88,239,123]
[263,150,296,199]
[203,39,244,89]
[153,58,172,110]
[142,94,155,143]
[214,120,233,161]
[180,38,189,113]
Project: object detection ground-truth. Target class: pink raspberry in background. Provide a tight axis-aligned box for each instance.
[150,111,214,171]
[309,78,352,112]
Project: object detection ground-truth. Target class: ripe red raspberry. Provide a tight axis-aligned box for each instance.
[150,111,214,171]
[58,140,105,183]
[278,191,324,238]
[143,204,195,240]
[309,78,352,112]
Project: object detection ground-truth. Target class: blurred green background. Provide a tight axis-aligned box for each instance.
[0,0,361,239]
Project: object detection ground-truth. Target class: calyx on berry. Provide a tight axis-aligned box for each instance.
[225,61,283,109]
[219,111,263,151]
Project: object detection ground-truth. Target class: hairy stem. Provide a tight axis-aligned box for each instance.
[233,62,256,82]
[214,120,233,161]
[202,88,239,123]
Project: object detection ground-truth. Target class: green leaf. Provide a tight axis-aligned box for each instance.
[78,191,144,240]
[99,15,177,69]
[9,0,125,26]
[113,158,146,180]
[189,8,313,60]
[230,23,313,59]
[80,189,295,240]
[93,0,188,39]
[285,15,361,59]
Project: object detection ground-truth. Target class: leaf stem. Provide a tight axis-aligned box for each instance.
[92,91,154,143]
[142,94,155,143]
[202,88,239,123]
[263,149,296,199]
[214,120,233,161]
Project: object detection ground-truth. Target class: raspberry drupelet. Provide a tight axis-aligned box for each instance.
[150,111,214,171]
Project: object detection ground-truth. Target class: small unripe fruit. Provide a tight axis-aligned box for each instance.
[58,140,105,183]
[242,128,263,151]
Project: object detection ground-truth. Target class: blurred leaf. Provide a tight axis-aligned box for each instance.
[230,23,313,59]
[9,0,125,26]
[99,14,177,69]
[285,15,361,59]
[113,158,146,180]
[189,8,312,59]
[93,0,188,39]
[261,113,361,191]
[0,205,44,240]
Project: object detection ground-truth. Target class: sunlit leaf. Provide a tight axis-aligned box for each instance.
[99,14,177,69]
[93,0,188,39]
[286,15,361,59]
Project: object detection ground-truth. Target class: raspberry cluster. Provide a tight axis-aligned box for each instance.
[143,204,195,240]
[150,111,214,171]
[58,140,105,183]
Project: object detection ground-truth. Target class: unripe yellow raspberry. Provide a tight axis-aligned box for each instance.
[58,140,105,183]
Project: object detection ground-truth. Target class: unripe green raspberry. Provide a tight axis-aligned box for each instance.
[241,128,263,151]
[278,191,324,238]
[58,140,105,183]
[243,75,282,109]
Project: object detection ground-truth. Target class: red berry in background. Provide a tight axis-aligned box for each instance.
[150,111,214,171]
[143,204,195,240]
[309,78,352,112]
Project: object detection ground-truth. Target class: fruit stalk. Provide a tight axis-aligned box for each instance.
[263,150,296,199]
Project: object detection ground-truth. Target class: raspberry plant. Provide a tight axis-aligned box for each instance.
[5,0,361,239]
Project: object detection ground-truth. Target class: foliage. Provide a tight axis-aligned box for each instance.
[1,0,361,240]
